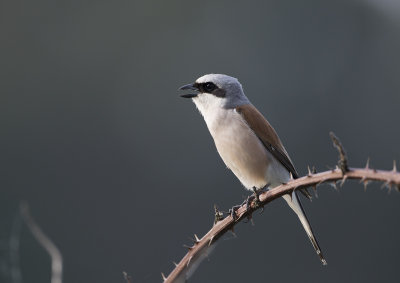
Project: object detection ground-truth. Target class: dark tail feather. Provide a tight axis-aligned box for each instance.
[282,191,327,265]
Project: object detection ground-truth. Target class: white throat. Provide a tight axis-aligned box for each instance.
[192,93,225,129]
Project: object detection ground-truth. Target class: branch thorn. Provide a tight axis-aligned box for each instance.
[359,177,370,191]
[161,272,167,281]
[330,131,349,174]
[312,166,317,174]
[365,158,370,170]
[312,184,318,198]
[208,235,215,247]
[187,256,192,267]
[340,175,348,187]
[381,181,392,191]
[392,160,397,173]
[183,244,193,250]
[363,180,370,191]
[329,181,338,191]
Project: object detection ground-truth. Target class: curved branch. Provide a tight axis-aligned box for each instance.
[20,203,63,283]
[163,166,400,283]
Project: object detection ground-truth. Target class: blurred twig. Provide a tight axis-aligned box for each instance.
[9,210,23,283]
[20,203,63,283]
[123,271,132,283]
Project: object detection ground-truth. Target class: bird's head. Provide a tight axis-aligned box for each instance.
[179,74,250,113]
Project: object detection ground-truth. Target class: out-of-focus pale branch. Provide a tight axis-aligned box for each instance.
[163,133,400,283]
[9,210,23,283]
[20,203,63,283]
[123,271,132,283]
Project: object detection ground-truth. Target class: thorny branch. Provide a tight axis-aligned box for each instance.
[163,133,400,283]
[20,203,63,283]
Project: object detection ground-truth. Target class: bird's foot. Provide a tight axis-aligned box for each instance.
[228,205,241,221]
[251,187,262,209]
[245,194,255,211]
[213,205,224,224]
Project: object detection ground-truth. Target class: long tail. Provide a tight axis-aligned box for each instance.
[282,191,327,265]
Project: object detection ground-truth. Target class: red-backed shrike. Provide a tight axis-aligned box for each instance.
[180,74,326,265]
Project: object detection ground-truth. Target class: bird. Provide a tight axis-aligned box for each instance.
[179,74,327,265]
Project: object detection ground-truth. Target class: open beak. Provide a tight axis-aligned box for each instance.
[179,83,199,98]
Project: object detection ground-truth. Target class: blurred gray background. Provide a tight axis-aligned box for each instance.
[1,0,399,282]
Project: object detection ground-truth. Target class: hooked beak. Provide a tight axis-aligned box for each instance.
[179,83,199,98]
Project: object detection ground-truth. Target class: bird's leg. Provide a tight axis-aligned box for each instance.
[245,194,255,211]
[245,187,263,210]
[248,184,269,212]
[251,186,262,208]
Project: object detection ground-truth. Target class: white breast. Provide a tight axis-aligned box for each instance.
[193,97,265,189]
[193,94,289,190]
[215,110,272,189]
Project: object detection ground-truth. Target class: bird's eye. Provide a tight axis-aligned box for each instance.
[203,82,217,92]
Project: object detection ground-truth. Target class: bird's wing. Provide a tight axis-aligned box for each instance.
[235,104,312,199]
